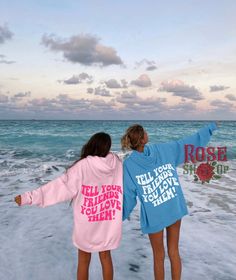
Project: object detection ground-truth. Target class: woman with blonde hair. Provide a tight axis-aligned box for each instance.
[121,122,218,280]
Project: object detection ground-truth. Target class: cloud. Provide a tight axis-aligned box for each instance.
[146,65,157,71]
[210,85,230,92]
[62,72,93,85]
[225,94,236,101]
[120,79,128,88]
[169,102,197,111]
[116,90,138,104]
[14,91,31,98]
[94,87,112,97]
[14,94,118,118]
[158,80,204,100]
[87,87,94,94]
[89,99,117,112]
[0,94,9,103]
[210,99,233,109]
[0,54,15,64]
[0,24,13,44]
[0,59,15,64]
[27,95,91,113]
[104,79,128,88]
[28,97,56,107]
[135,59,158,71]
[87,87,112,96]
[131,74,152,87]
[208,99,236,119]
[115,91,167,114]
[55,94,116,112]
[41,33,123,66]
[116,97,167,116]
[1,92,235,120]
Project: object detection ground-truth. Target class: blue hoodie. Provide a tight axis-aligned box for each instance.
[123,122,218,234]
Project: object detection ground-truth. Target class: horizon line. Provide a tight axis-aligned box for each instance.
[0,119,235,121]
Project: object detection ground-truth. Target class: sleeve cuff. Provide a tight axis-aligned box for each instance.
[20,192,32,206]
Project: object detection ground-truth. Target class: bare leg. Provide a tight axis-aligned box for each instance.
[166,219,182,280]
[148,230,165,280]
[99,250,113,280]
[77,249,91,280]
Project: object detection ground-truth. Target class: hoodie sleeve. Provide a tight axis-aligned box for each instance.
[122,163,137,221]
[20,163,80,207]
[158,122,218,166]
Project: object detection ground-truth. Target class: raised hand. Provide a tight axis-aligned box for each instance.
[15,195,22,206]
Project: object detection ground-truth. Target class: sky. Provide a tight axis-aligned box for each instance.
[0,0,236,120]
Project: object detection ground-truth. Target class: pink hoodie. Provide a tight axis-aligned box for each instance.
[20,152,123,253]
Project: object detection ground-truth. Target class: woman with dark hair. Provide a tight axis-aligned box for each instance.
[15,132,123,280]
[121,122,218,280]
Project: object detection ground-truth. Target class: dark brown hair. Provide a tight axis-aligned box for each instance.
[66,132,111,206]
[121,124,145,151]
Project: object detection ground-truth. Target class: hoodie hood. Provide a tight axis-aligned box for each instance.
[129,144,157,167]
[86,152,120,177]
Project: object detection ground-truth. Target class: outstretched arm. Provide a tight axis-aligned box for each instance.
[15,163,80,208]
[159,122,218,166]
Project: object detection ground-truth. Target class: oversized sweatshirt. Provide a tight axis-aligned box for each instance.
[20,152,123,253]
[123,122,218,234]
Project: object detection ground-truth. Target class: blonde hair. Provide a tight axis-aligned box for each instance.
[121,124,145,151]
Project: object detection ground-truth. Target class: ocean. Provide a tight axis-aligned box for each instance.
[0,120,235,280]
